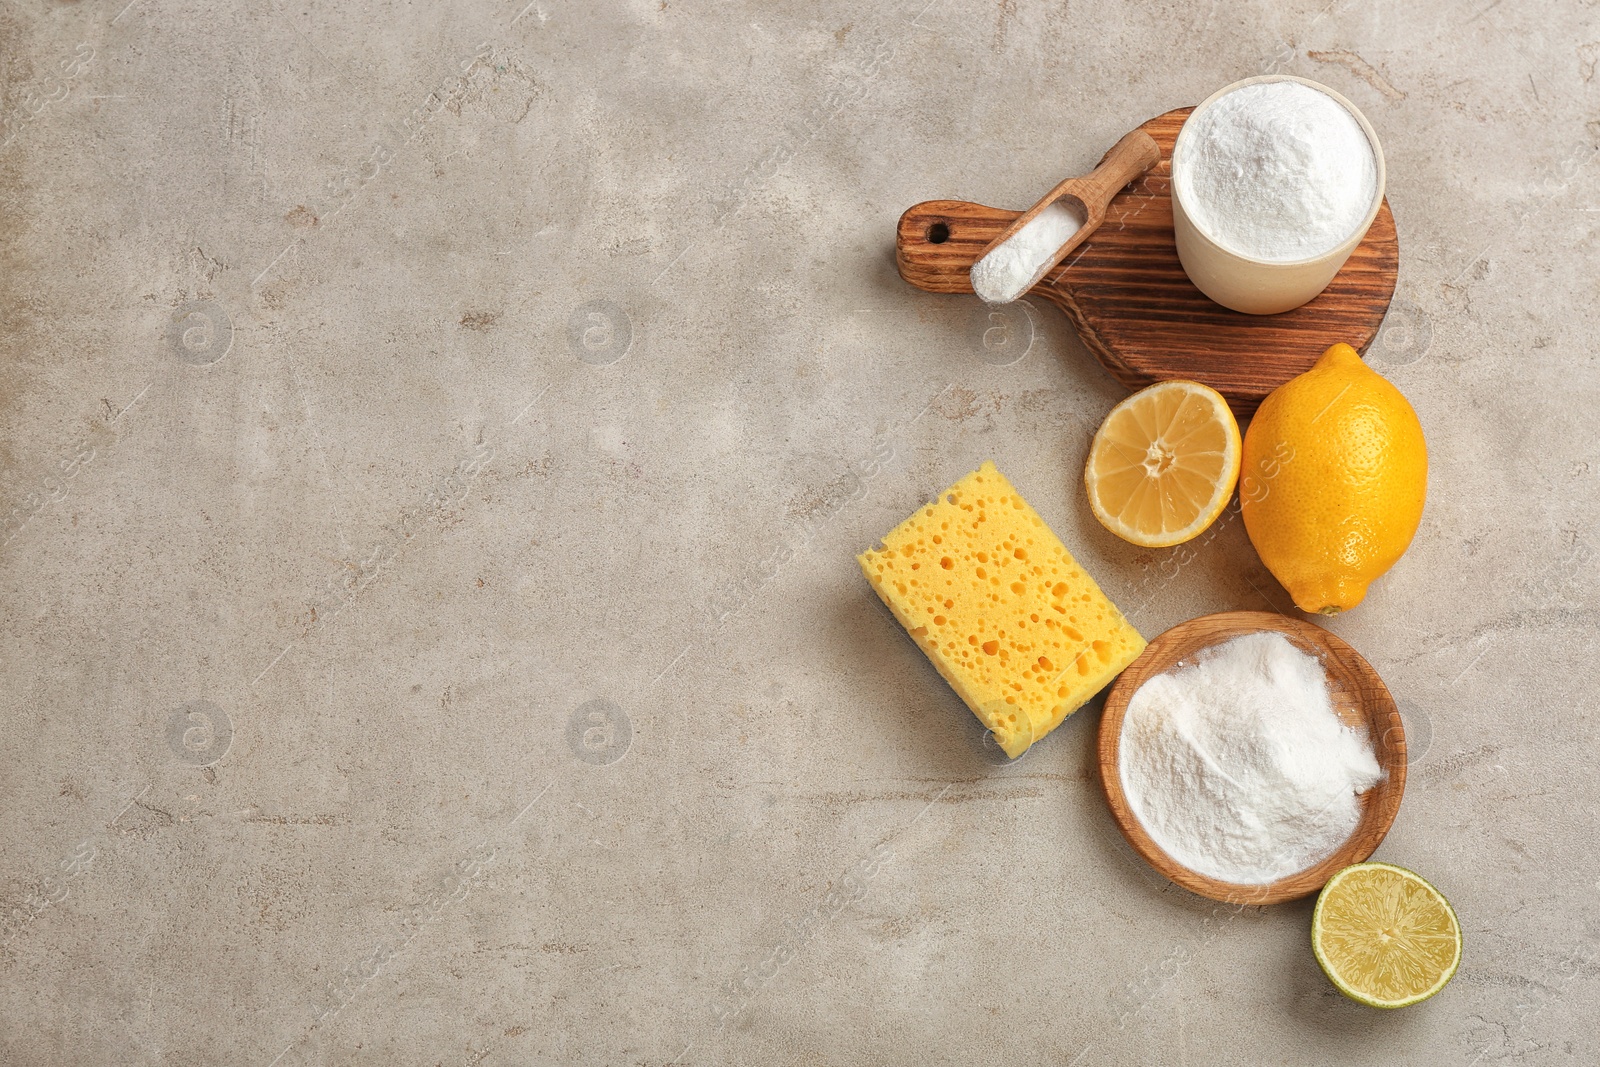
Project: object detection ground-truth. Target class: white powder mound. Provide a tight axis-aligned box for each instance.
[969,199,1086,304]
[1174,81,1377,263]
[1118,631,1383,885]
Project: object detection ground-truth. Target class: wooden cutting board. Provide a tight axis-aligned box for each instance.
[895,107,1399,416]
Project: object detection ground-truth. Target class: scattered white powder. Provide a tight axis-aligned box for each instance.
[1174,80,1377,263]
[969,199,1086,304]
[1118,631,1383,885]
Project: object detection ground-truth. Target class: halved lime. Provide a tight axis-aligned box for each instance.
[1312,862,1461,1009]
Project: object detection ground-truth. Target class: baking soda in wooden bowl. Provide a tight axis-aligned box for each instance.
[1118,631,1383,885]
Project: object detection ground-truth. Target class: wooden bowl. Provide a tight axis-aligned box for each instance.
[1098,611,1406,905]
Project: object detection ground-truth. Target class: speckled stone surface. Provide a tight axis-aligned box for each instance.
[2,2,1596,1064]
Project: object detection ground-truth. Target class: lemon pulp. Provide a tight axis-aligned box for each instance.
[1085,380,1241,548]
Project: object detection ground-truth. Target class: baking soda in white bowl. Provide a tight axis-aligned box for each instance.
[1169,75,1386,314]
[1174,80,1377,263]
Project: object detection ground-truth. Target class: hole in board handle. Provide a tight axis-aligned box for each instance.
[926,222,950,244]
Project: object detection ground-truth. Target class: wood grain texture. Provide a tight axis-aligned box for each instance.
[896,108,1399,416]
[1097,611,1406,906]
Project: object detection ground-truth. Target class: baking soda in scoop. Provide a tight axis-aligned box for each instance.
[967,129,1159,305]
[969,200,1086,304]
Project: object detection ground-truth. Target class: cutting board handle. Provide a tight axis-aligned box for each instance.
[896,199,1016,295]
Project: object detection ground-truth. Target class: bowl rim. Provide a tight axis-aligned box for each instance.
[1170,75,1388,268]
[1097,610,1407,906]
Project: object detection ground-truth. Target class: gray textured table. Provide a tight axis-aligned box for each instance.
[2,2,1595,1064]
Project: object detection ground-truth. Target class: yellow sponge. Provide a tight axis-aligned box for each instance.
[859,460,1145,758]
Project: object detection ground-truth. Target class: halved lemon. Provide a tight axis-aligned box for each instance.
[1084,380,1241,548]
[1312,862,1462,1009]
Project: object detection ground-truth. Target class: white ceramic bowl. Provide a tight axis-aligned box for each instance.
[1171,75,1386,316]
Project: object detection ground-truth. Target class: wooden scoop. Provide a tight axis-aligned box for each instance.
[969,128,1161,302]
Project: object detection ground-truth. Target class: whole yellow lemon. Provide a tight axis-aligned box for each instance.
[1241,343,1427,614]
